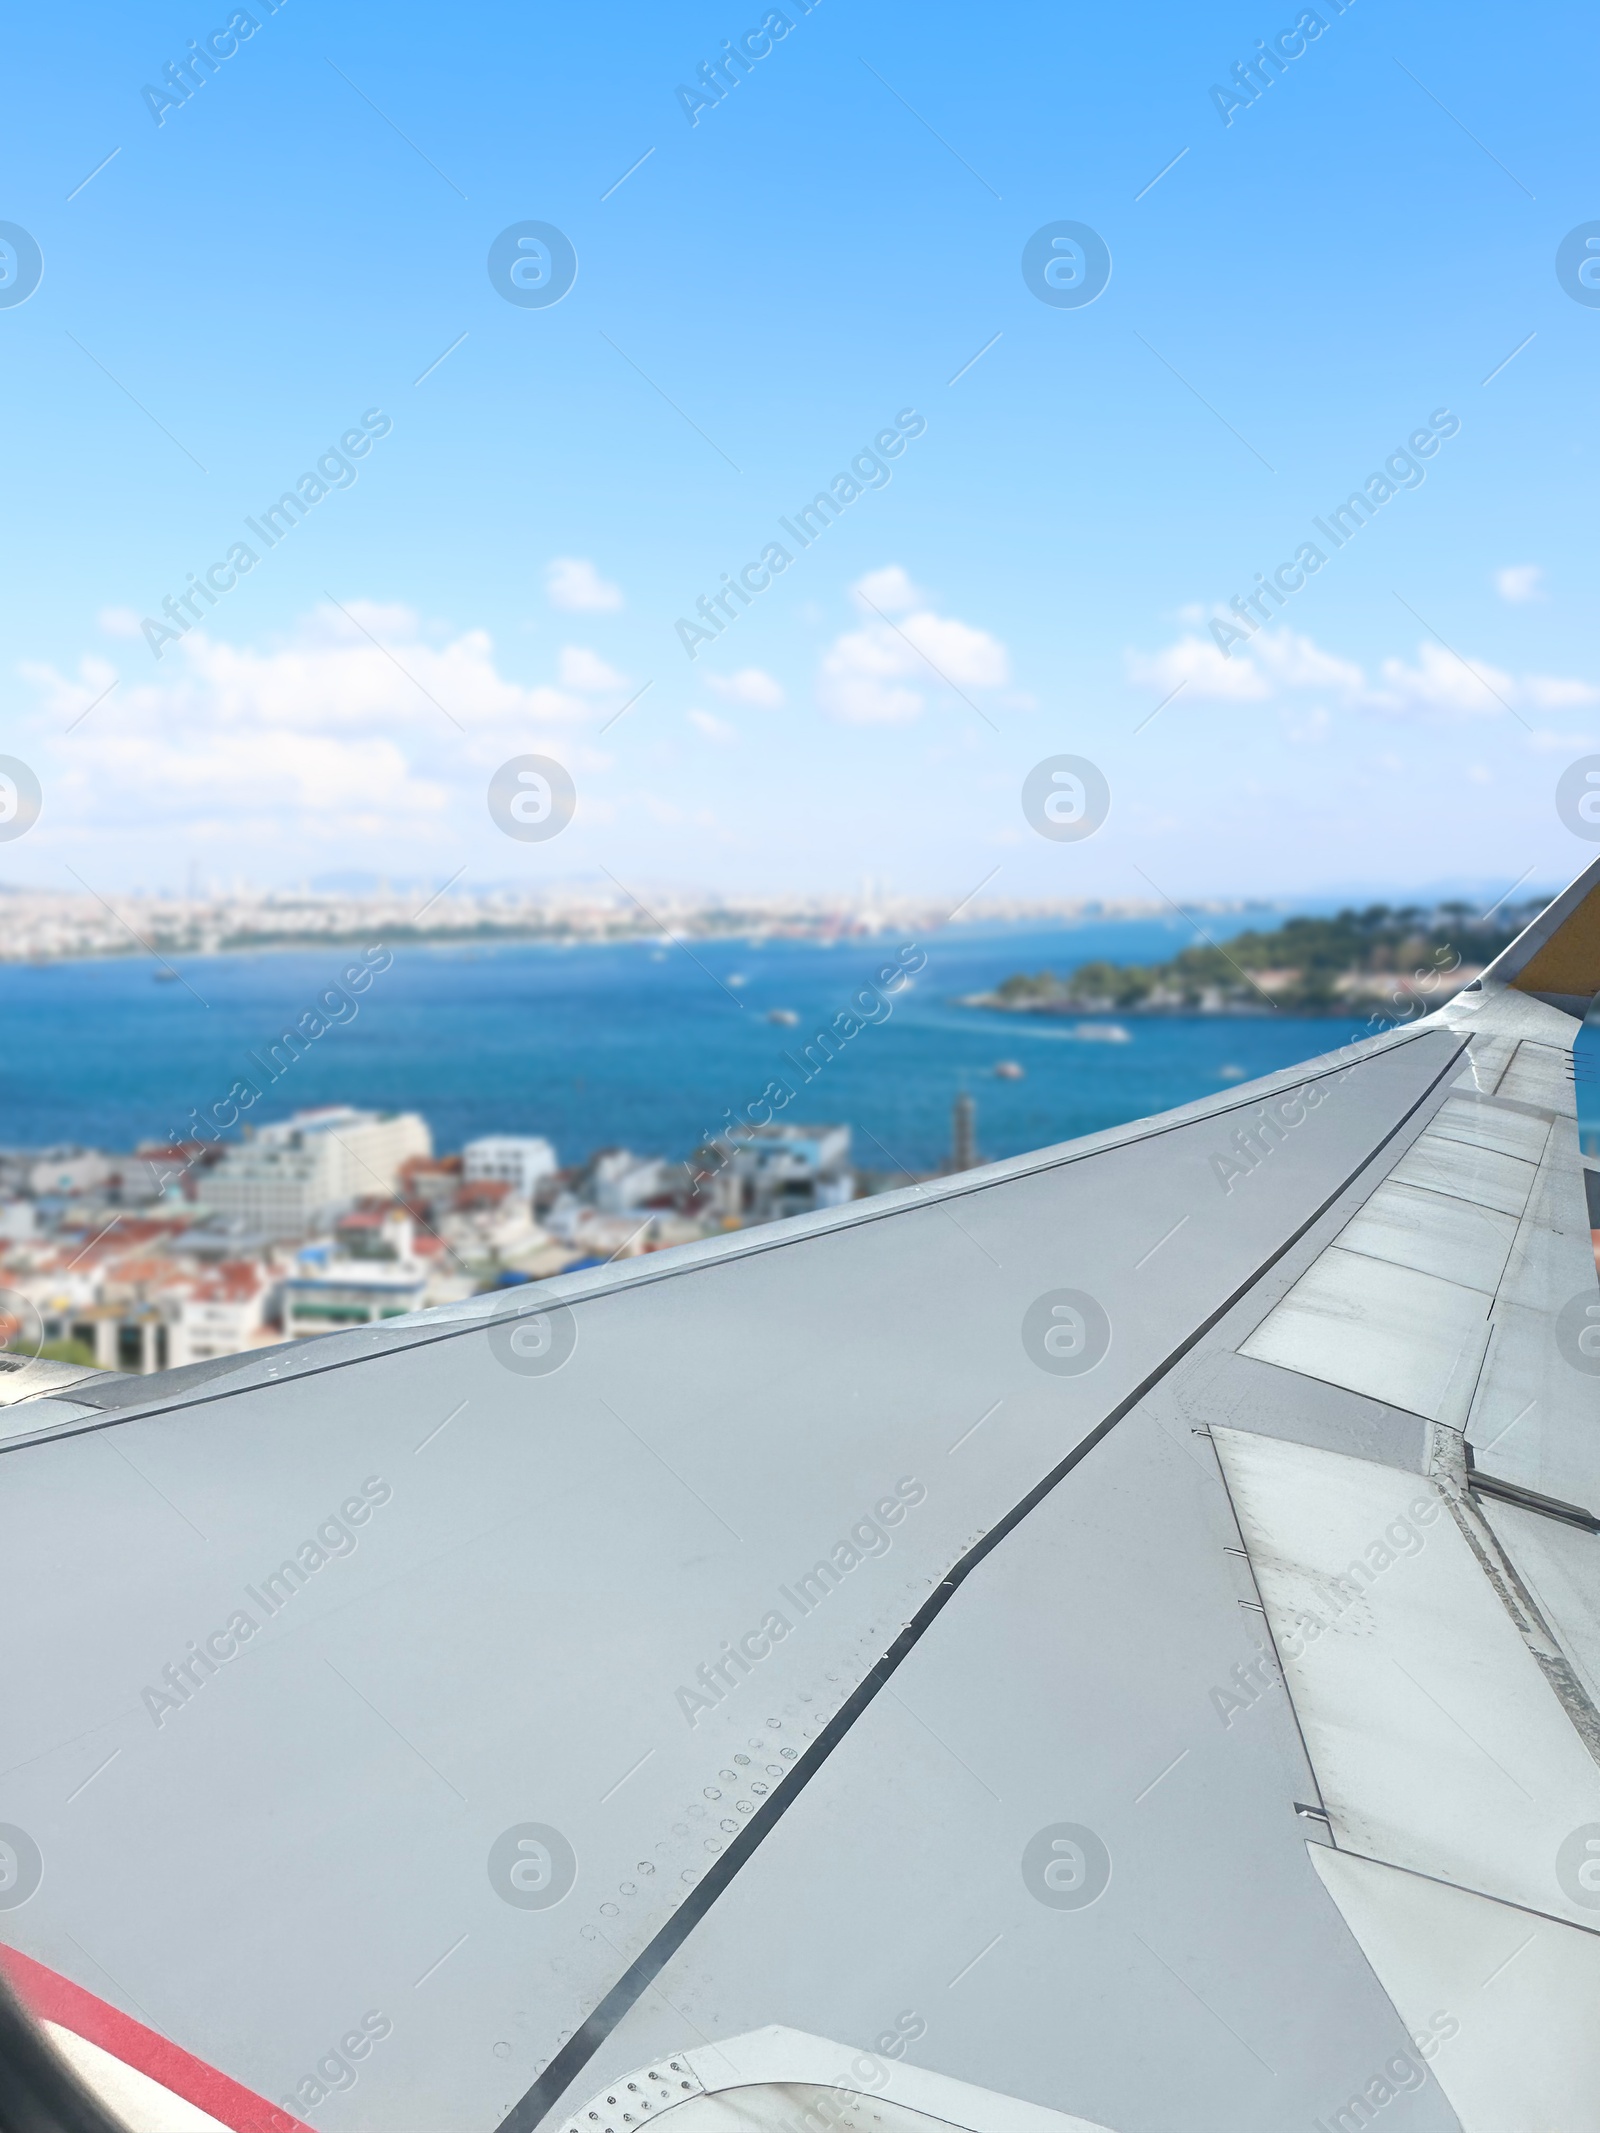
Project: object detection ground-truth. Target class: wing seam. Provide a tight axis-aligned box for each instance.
[496,1030,1470,2133]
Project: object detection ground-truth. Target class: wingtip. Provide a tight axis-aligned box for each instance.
[1480,853,1600,1014]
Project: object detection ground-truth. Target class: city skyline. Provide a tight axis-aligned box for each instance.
[0,876,1562,972]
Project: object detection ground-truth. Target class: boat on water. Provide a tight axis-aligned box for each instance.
[993,1060,1024,1079]
[767,1007,799,1026]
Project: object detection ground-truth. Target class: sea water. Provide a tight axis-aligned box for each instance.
[3,915,1590,1174]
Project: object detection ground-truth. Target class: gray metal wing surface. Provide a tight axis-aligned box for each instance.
[4,864,1600,2133]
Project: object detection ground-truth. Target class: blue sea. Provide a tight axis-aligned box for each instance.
[3,916,1595,1173]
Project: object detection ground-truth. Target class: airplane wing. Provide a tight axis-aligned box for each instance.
[4,865,1600,2133]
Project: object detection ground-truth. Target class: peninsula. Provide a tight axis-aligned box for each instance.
[959,900,1544,1018]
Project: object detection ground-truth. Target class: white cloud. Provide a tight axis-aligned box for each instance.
[20,603,604,833]
[1373,642,1517,718]
[706,667,784,708]
[687,709,737,744]
[1524,674,1600,709]
[556,645,628,693]
[818,640,924,724]
[820,574,1010,723]
[1126,634,1270,703]
[850,565,923,616]
[1252,631,1365,694]
[898,612,1010,688]
[31,653,119,726]
[97,607,143,639]
[1495,564,1545,604]
[545,557,623,612]
[1130,621,1600,732]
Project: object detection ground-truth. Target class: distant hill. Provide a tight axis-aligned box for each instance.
[960,900,1544,1018]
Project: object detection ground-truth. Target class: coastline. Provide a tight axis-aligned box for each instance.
[959,992,1284,1018]
[956,974,1480,1019]
[954,990,1450,1020]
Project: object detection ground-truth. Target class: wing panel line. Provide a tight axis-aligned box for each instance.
[496,1031,1469,2133]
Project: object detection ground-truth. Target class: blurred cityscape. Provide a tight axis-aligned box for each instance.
[0,1100,973,1378]
[0,882,1270,962]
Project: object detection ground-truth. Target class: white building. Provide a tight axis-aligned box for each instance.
[462,1135,557,1200]
[170,1267,277,1367]
[696,1123,854,1224]
[24,1264,281,1374]
[205,1108,432,1239]
[587,1149,670,1215]
[281,1246,427,1338]
[28,1148,111,1198]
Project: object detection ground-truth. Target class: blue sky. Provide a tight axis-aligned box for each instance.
[1,0,1596,905]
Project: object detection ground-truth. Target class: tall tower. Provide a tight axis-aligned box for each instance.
[950,1090,977,1174]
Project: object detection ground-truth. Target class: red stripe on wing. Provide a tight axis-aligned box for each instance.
[0,1945,314,2133]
